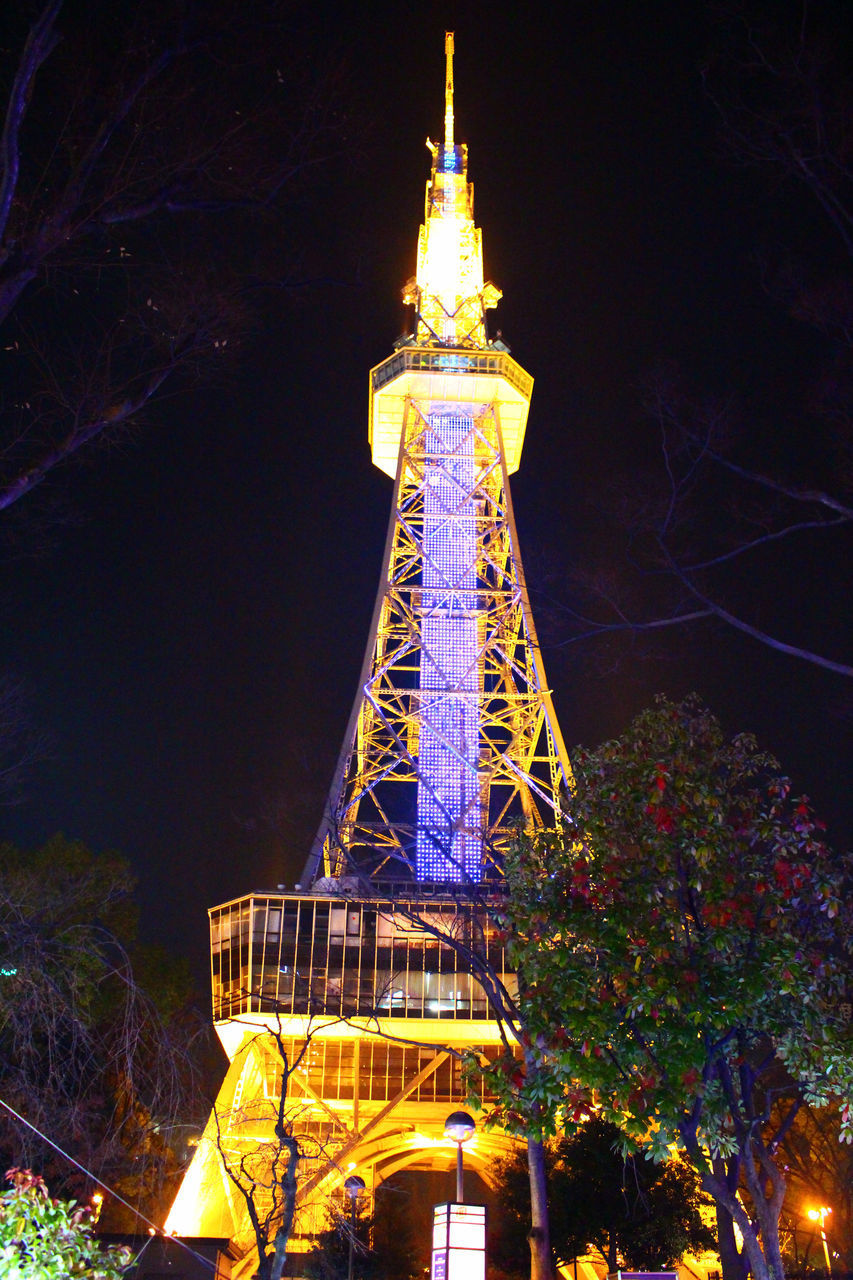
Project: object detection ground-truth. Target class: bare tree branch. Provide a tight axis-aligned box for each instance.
[556,7,853,680]
[0,2,61,244]
[0,0,350,521]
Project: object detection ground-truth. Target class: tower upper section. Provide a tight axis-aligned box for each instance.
[369,33,532,479]
[407,32,500,349]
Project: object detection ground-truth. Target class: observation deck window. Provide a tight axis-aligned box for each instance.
[209,893,513,1022]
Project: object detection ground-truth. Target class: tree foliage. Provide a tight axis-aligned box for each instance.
[0,835,202,1227]
[0,1168,131,1278]
[303,1175,424,1280]
[303,1201,376,1280]
[482,696,853,1280]
[493,1117,714,1276]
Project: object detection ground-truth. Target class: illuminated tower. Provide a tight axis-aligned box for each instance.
[167,35,571,1274]
[310,34,568,888]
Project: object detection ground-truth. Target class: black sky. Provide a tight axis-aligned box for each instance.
[2,0,850,986]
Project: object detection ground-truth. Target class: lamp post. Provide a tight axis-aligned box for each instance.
[344,1174,366,1280]
[431,1113,486,1280]
[808,1206,833,1277]
[444,1110,475,1204]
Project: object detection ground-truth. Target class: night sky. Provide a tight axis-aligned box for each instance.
[2,1,850,988]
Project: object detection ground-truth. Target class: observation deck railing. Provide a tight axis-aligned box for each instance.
[371,346,533,400]
[210,892,514,1023]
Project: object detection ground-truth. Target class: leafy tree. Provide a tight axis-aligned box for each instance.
[0,1168,131,1278]
[493,1118,714,1275]
[303,1180,423,1280]
[369,1172,439,1280]
[482,696,853,1280]
[0,835,202,1226]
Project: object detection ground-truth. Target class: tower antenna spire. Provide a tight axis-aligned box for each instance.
[444,31,454,150]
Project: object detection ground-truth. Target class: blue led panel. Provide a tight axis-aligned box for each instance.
[416,412,481,882]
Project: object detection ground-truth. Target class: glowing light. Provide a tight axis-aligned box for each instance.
[444,32,455,150]
[422,220,463,299]
[416,410,481,882]
[808,1206,833,1275]
[411,38,496,349]
[431,1203,486,1280]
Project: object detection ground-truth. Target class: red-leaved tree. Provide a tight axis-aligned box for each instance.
[480,696,853,1280]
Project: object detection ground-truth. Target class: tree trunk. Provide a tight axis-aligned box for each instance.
[715,1201,749,1280]
[699,1166,771,1280]
[270,1224,289,1280]
[711,1158,748,1280]
[739,1135,788,1280]
[751,1195,787,1280]
[269,1131,300,1280]
[527,1136,554,1280]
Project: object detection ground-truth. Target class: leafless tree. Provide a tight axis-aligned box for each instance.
[777,1103,853,1272]
[553,3,852,679]
[0,673,50,804]
[0,0,348,519]
[211,1014,353,1280]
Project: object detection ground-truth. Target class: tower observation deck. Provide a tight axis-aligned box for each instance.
[167,35,572,1274]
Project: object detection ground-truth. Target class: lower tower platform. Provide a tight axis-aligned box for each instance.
[167,891,521,1274]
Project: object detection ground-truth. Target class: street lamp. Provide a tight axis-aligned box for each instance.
[431,1113,486,1280]
[808,1206,833,1277]
[444,1111,476,1204]
[344,1174,366,1280]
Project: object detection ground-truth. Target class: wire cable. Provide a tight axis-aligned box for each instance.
[0,1094,220,1275]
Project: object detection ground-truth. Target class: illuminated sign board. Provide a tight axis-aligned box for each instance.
[431,1203,486,1280]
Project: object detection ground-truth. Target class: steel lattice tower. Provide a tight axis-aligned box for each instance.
[308,35,569,888]
[167,35,572,1274]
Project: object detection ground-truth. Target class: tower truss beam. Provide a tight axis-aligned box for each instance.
[309,395,570,886]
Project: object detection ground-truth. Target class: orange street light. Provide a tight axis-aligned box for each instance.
[808,1207,833,1276]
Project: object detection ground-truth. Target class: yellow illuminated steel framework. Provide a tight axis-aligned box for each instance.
[167,35,571,1275]
[311,31,570,887]
[309,390,569,885]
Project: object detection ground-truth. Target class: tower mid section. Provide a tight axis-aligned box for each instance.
[166,35,572,1276]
